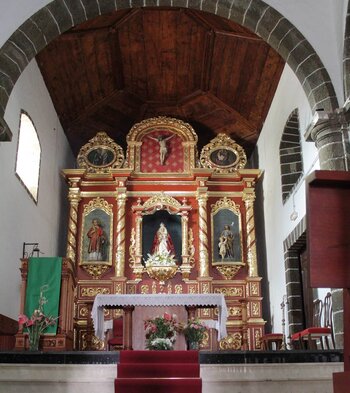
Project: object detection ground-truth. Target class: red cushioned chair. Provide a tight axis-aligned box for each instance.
[291,293,334,350]
[107,317,124,350]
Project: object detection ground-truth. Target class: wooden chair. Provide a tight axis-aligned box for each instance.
[322,292,335,349]
[261,333,284,350]
[291,293,334,349]
[107,317,124,350]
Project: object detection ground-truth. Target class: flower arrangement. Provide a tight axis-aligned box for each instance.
[18,285,59,351]
[183,318,208,349]
[144,251,178,284]
[144,250,176,267]
[144,312,181,350]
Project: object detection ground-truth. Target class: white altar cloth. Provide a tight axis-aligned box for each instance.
[91,293,228,341]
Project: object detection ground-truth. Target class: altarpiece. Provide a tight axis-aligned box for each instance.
[62,116,264,350]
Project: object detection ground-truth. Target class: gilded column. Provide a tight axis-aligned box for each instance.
[129,208,144,279]
[180,211,191,279]
[115,188,127,277]
[66,178,81,262]
[182,213,189,257]
[135,213,143,260]
[197,191,209,277]
[243,190,258,277]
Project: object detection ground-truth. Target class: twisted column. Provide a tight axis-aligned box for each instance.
[66,180,81,262]
[115,189,127,277]
[197,192,209,277]
[243,191,258,277]
[180,212,192,279]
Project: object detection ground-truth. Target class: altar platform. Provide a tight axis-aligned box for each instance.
[0,350,343,393]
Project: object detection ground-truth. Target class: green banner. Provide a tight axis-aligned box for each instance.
[24,257,62,334]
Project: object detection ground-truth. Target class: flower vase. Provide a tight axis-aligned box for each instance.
[188,341,200,350]
[28,335,40,351]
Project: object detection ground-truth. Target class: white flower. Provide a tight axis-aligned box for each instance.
[144,250,176,266]
[150,338,173,350]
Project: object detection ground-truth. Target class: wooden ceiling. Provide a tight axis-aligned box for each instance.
[36,8,285,157]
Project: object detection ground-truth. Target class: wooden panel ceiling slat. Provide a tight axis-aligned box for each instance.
[189,9,259,37]
[118,11,148,99]
[71,9,130,31]
[143,10,178,101]
[209,33,245,103]
[38,39,93,123]
[248,47,285,128]
[176,12,207,98]
[235,43,273,120]
[79,33,112,100]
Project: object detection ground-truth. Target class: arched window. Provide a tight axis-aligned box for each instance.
[279,109,303,203]
[15,112,41,202]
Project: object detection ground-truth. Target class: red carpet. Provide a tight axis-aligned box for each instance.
[115,350,202,393]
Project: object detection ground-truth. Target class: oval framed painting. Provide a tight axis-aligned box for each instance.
[86,147,116,167]
[209,148,238,168]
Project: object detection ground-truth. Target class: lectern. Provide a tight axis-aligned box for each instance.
[306,170,350,392]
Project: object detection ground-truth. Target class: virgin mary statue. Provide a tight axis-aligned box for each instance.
[151,222,176,257]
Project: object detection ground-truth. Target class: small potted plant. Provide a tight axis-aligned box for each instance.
[183,318,208,350]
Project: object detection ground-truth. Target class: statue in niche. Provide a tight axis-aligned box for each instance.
[151,222,176,257]
[218,224,234,260]
[147,134,174,165]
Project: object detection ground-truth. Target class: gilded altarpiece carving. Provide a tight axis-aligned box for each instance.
[62,117,264,351]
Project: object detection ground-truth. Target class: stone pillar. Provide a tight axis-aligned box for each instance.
[307,110,350,170]
[306,109,350,349]
[66,178,81,262]
[196,190,209,277]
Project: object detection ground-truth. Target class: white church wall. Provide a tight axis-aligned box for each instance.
[0,59,74,320]
[257,64,317,333]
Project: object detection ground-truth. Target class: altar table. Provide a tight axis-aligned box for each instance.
[91,293,228,349]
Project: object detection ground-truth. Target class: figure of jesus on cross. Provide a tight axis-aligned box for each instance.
[147,134,174,165]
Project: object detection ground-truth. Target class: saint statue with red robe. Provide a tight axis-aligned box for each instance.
[151,222,175,256]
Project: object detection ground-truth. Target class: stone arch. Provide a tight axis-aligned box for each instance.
[279,109,303,203]
[0,0,339,140]
[344,0,350,101]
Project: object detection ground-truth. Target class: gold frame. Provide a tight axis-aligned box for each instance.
[126,116,198,173]
[211,197,244,268]
[130,192,193,280]
[200,133,247,173]
[77,131,125,173]
[79,197,113,268]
